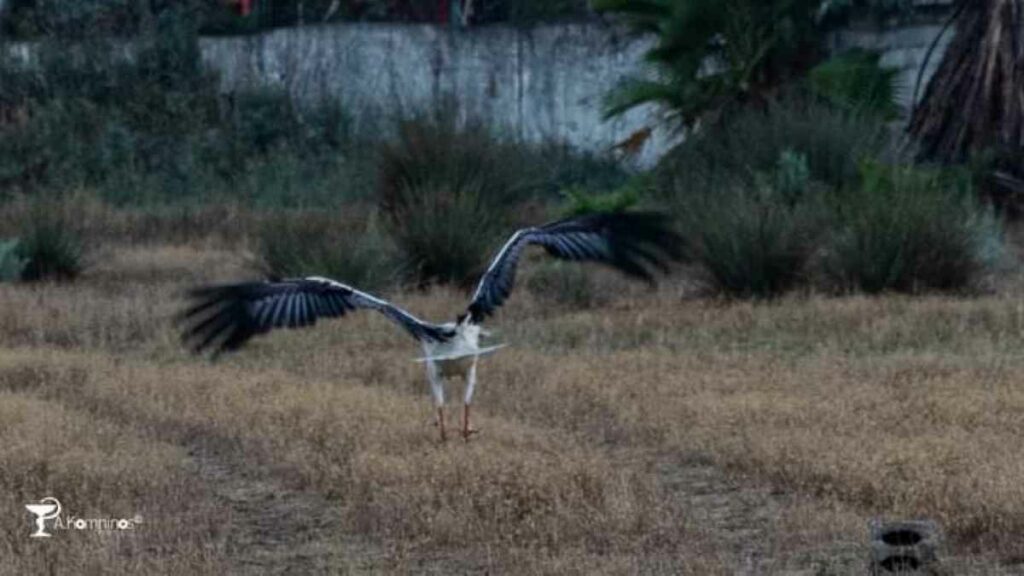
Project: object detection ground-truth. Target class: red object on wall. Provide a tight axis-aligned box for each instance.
[437,0,450,23]
[231,0,253,16]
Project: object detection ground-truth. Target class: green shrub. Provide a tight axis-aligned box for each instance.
[674,151,827,297]
[658,97,888,195]
[658,98,879,298]
[376,110,533,286]
[821,163,1002,293]
[0,239,28,282]
[256,210,401,293]
[16,203,87,282]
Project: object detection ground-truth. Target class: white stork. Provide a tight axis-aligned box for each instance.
[179,212,683,441]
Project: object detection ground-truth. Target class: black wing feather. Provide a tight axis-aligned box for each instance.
[179,277,453,357]
[467,211,684,321]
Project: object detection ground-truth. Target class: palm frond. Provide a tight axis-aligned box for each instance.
[909,0,1024,164]
[602,78,684,120]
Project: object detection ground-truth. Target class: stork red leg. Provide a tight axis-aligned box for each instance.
[437,407,447,442]
[461,404,479,441]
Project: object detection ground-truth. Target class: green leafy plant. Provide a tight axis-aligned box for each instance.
[773,149,813,203]
[593,0,826,129]
[809,49,901,118]
[560,184,641,217]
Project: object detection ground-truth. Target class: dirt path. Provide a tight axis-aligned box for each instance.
[654,453,868,575]
[657,456,786,573]
[182,438,830,575]
[183,441,388,575]
[175,416,859,574]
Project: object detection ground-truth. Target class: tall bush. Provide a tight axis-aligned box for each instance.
[256,210,401,292]
[658,97,888,195]
[821,163,1002,293]
[376,110,534,286]
[674,151,827,297]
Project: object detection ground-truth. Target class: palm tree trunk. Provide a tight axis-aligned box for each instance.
[908,0,1024,164]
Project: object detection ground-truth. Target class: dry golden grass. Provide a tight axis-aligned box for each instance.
[2,241,1024,573]
[0,389,229,575]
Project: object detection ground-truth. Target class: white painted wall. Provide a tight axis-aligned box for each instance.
[201,24,669,167]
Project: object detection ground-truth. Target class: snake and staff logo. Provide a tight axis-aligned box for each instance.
[25,497,142,538]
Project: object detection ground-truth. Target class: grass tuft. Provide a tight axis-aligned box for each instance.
[16,201,88,282]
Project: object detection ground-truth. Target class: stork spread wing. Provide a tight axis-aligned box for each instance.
[466,212,684,321]
[179,276,453,356]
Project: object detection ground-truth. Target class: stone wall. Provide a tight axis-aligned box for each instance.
[195,18,954,165]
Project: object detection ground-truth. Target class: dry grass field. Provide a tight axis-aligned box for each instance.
[3,229,1024,574]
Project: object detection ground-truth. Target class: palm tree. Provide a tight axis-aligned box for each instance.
[908,0,1024,164]
[593,0,825,130]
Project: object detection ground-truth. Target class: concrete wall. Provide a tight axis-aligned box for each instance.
[193,19,955,165]
[200,24,669,165]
